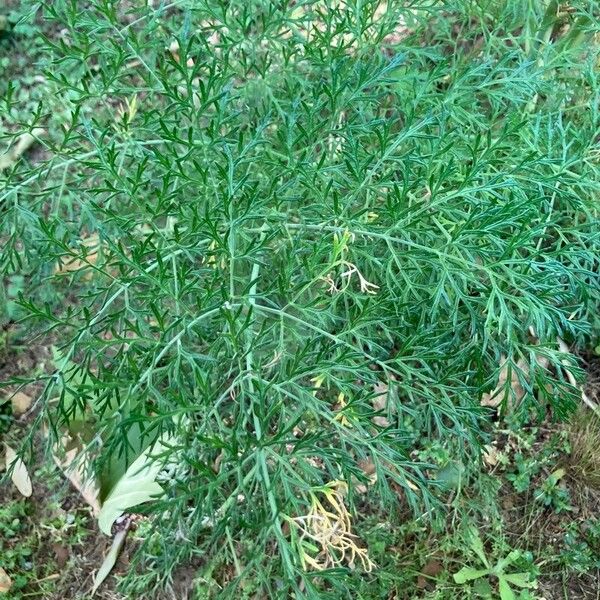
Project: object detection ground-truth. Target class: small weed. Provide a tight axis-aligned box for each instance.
[534,469,572,513]
[0,498,55,599]
[453,526,537,600]
[560,520,600,573]
[507,453,540,494]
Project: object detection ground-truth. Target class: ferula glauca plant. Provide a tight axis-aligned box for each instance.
[1,0,599,597]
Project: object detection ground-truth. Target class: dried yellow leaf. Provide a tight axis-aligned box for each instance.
[0,567,12,593]
[52,437,101,516]
[5,444,32,497]
[10,391,32,415]
[483,444,500,467]
[0,128,45,171]
[481,356,527,409]
[54,234,101,277]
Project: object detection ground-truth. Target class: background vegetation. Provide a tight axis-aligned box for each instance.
[1,1,599,598]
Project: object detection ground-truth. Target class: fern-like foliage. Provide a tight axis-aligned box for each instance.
[1,0,599,597]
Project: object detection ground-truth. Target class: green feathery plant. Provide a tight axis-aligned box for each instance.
[1,0,599,597]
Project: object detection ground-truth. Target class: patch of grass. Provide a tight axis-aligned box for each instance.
[0,499,43,598]
[568,408,600,490]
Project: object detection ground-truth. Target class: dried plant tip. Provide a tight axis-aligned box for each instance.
[290,480,375,572]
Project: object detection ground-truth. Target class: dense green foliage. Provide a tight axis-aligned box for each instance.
[1,1,599,597]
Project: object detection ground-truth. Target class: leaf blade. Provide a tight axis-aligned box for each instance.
[98,440,168,535]
[498,576,516,600]
[91,527,129,595]
[452,566,489,584]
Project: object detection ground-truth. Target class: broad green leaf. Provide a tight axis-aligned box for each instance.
[472,577,493,597]
[98,440,168,535]
[502,572,537,589]
[452,566,489,584]
[98,421,158,503]
[51,348,157,501]
[538,0,560,36]
[466,527,490,568]
[435,460,464,490]
[498,576,516,600]
[554,15,592,53]
[494,549,520,572]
